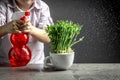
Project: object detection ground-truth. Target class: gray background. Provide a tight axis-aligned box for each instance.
[44,0,120,63]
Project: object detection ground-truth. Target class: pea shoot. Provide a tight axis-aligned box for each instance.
[46,20,84,53]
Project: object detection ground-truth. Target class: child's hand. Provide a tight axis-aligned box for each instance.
[19,19,34,33]
[4,20,24,33]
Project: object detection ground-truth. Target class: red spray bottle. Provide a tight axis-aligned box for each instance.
[9,11,31,67]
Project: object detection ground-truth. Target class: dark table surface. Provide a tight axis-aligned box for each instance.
[0,63,120,80]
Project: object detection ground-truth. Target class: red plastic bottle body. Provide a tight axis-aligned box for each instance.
[9,33,31,67]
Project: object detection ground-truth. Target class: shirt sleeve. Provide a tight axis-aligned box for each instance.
[38,2,53,29]
[0,1,7,39]
[0,1,6,26]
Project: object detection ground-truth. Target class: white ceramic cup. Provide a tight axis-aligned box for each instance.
[44,52,74,70]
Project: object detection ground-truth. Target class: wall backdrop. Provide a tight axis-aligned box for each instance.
[44,0,120,63]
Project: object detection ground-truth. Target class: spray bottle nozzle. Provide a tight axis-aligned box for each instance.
[20,11,30,21]
[25,11,30,16]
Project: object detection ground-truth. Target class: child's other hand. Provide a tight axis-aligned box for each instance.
[19,19,34,33]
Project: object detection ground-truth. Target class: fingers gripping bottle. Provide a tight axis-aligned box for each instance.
[9,11,31,67]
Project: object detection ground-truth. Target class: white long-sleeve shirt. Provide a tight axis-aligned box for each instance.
[0,0,53,65]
